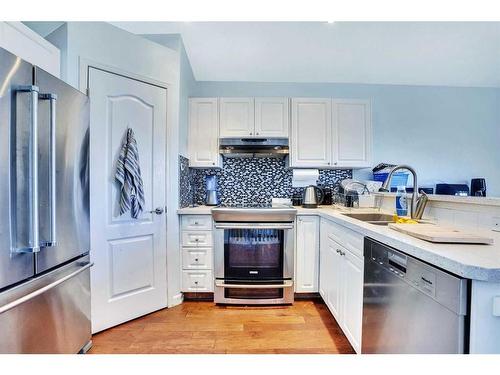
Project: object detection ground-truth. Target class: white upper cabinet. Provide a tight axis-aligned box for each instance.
[290,98,372,168]
[332,99,372,168]
[0,22,60,78]
[254,97,289,138]
[290,98,332,167]
[219,98,255,137]
[295,216,320,293]
[188,98,220,168]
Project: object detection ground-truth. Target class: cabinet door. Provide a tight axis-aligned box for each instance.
[332,99,372,168]
[319,220,330,300]
[254,97,289,138]
[341,248,364,353]
[326,238,343,321]
[290,98,332,167]
[219,97,255,137]
[188,98,220,167]
[295,216,320,293]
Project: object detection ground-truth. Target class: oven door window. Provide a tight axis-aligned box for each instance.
[224,229,284,280]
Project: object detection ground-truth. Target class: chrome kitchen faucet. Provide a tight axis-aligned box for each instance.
[378,165,428,219]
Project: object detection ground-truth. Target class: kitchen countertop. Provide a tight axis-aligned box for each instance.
[177,205,215,215]
[177,205,500,282]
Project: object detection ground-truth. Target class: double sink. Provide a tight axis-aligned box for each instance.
[341,212,395,226]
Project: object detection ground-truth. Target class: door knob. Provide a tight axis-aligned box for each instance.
[149,207,164,215]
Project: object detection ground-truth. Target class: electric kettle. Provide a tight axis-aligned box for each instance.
[302,185,324,208]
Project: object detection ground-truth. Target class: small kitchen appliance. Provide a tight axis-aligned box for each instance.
[435,183,470,196]
[471,178,486,197]
[302,185,324,208]
[205,175,220,206]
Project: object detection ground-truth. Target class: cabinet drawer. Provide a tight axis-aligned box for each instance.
[323,219,363,258]
[181,215,212,230]
[182,231,213,247]
[182,247,213,269]
[182,270,213,292]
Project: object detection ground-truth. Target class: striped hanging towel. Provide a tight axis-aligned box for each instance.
[115,128,145,219]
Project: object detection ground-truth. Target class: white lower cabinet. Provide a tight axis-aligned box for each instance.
[326,237,342,321]
[295,216,320,293]
[182,270,213,292]
[340,247,364,352]
[319,218,364,353]
[182,247,213,269]
[180,214,214,293]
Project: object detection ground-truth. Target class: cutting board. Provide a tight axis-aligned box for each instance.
[388,223,494,244]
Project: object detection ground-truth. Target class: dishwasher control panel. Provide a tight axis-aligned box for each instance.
[365,237,467,315]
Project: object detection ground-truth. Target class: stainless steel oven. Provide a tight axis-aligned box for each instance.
[212,206,296,305]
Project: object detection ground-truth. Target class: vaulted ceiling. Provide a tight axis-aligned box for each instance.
[27,22,500,87]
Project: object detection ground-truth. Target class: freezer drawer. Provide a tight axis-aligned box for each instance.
[0,256,92,353]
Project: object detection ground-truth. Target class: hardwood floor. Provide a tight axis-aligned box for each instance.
[89,300,355,354]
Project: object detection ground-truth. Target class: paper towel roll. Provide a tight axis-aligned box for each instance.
[292,169,319,187]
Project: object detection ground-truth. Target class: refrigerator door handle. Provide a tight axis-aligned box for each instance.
[39,93,58,247]
[0,261,93,314]
[14,85,40,254]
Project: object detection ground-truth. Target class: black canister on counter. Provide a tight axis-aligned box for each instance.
[471,178,487,197]
[322,187,333,205]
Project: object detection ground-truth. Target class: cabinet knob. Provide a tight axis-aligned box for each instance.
[195,238,199,242]
[195,258,199,262]
[327,162,331,165]
[212,162,215,166]
[249,132,253,135]
[194,221,199,225]
[334,162,338,166]
[194,281,199,285]
[256,132,259,135]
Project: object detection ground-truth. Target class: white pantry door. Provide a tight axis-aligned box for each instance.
[88,68,168,333]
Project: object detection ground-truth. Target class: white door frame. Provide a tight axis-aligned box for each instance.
[79,57,183,308]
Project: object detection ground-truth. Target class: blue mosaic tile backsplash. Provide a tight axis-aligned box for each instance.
[179,155,352,208]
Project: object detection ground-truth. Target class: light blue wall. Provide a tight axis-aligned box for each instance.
[193,82,500,196]
[142,34,196,156]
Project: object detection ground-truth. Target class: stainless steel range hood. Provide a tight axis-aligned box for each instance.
[219,138,289,158]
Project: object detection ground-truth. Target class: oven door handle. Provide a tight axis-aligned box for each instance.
[215,280,293,289]
[214,223,294,230]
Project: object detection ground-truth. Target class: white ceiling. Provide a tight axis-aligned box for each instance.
[18,22,489,87]
[111,22,500,87]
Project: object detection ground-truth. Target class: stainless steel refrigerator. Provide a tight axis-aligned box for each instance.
[0,47,92,353]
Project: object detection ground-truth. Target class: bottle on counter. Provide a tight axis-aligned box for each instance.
[396,185,408,217]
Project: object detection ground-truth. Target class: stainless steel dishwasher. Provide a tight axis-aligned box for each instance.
[362,237,469,354]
